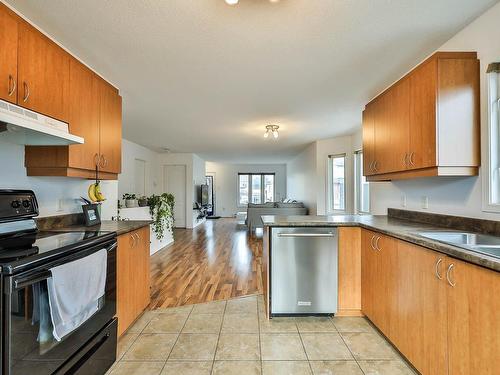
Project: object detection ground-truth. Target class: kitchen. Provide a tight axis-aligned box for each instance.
[1,1,500,375]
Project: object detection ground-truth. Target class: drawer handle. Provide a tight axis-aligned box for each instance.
[277,232,335,238]
[8,75,16,97]
[23,82,30,102]
[435,258,443,280]
[446,263,456,287]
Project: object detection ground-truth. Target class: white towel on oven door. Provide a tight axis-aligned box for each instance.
[47,249,107,341]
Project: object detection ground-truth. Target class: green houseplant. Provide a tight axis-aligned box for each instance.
[148,193,175,240]
[122,193,138,208]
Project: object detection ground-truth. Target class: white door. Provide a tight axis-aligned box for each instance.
[164,165,186,228]
[134,159,146,196]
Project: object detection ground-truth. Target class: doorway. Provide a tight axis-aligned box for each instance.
[206,172,216,216]
[164,165,187,228]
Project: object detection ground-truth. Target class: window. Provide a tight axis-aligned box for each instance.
[328,154,346,212]
[354,151,370,213]
[486,63,500,210]
[238,173,275,206]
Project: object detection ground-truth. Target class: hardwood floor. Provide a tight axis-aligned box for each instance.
[149,218,263,309]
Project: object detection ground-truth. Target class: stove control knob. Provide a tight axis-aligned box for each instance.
[11,200,21,209]
[22,200,31,208]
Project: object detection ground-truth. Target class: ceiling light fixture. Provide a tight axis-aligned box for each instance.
[225,0,239,5]
[264,124,279,139]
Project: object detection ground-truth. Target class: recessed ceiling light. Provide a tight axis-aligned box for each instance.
[225,0,239,5]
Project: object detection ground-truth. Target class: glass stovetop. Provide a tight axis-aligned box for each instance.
[0,230,111,264]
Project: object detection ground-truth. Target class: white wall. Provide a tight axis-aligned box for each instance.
[205,162,287,217]
[366,2,500,220]
[118,139,161,200]
[0,139,118,219]
[286,143,318,214]
[286,135,358,215]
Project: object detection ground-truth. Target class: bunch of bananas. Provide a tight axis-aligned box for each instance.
[88,182,106,203]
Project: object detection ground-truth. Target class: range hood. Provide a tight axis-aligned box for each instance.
[0,99,84,145]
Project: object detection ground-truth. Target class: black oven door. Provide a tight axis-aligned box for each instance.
[2,240,117,375]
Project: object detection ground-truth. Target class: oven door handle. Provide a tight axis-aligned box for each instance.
[11,240,117,291]
[14,270,52,289]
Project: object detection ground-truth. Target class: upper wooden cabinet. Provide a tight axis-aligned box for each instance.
[25,68,122,179]
[17,22,70,122]
[363,52,480,181]
[0,3,121,179]
[98,79,122,174]
[0,4,18,104]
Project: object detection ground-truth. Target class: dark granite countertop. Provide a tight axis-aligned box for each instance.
[40,219,151,236]
[261,214,500,272]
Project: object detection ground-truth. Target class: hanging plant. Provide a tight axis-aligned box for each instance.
[147,193,175,240]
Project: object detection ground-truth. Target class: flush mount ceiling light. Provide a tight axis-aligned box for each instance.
[264,124,279,139]
[225,0,280,5]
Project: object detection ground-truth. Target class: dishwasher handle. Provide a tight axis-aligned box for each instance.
[276,232,336,238]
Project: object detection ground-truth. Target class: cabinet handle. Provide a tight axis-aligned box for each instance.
[94,153,99,167]
[373,160,378,172]
[374,236,381,251]
[130,233,137,248]
[403,153,408,167]
[446,263,456,287]
[409,152,415,167]
[8,75,16,97]
[134,233,140,245]
[435,258,443,280]
[370,235,376,250]
[100,154,108,168]
[23,82,30,102]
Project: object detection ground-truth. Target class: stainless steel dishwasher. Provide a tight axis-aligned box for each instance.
[271,227,338,316]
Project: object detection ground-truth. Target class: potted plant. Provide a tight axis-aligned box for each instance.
[147,193,175,240]
[122,193,138,208]
[138,195,148,207]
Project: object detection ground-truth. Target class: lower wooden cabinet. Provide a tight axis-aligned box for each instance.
[446,258,500,375]
[117,226,151,336]
[395,241,448,375]
[361,230,398,336]
[361,228,500,375]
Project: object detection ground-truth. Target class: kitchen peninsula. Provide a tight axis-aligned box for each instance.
[261,209,499,375]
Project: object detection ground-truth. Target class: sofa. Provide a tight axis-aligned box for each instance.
[246,202,308,231]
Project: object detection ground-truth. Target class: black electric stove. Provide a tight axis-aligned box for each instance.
[0,190,118,375]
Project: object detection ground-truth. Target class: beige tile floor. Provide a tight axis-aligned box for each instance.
[107,295,417,375]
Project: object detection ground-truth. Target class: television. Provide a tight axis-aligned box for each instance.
[199,184,210,206]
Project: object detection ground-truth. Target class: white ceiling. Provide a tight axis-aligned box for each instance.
[6,0,498,163]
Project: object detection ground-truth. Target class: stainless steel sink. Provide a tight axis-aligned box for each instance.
[415,231,500,259]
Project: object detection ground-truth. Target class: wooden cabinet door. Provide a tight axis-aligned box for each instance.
[446,259,500,375]
[387,78,410,173]
[396,241,448,375]
[372,233,398,337]
[0,4,18,103]
[361,230,377,321]
[17,23,70,121]
[135,226,151,313]
[117,232,137,336]
[372,93,391,174]
[99,79,122,174]
[409,59,437,170]
[362,104,375,176]
[68,59,100,170]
